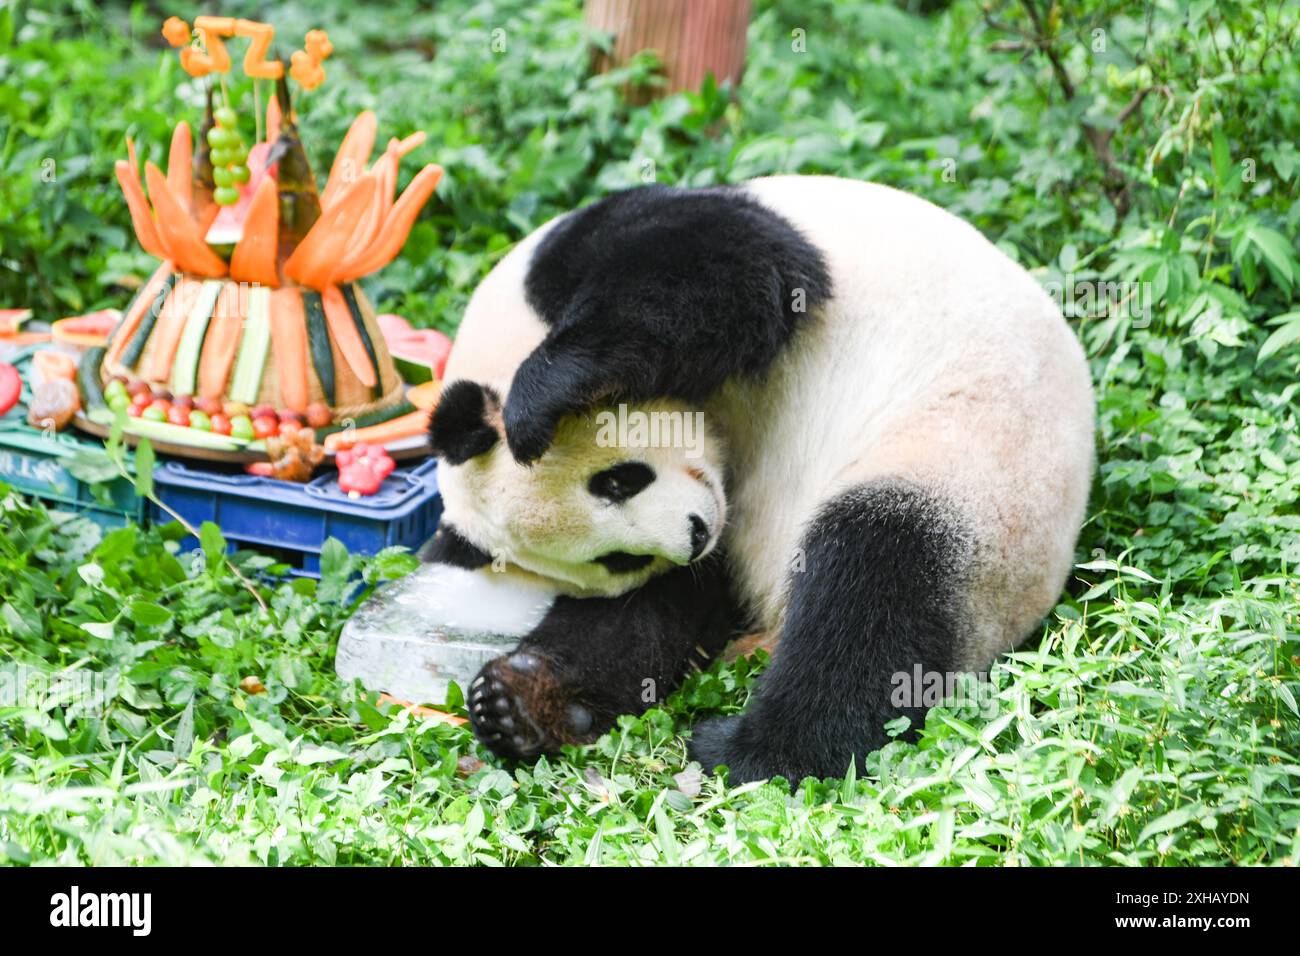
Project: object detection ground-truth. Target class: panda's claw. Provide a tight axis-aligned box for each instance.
[468,650,593,760]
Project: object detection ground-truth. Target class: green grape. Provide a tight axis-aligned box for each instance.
[210,147,234,168]
[229,165,250,185]
[229,144,248,166]
[206,126,237,149]
[214,186,241,206]
[214,106,238,128]
[212,167,233,188]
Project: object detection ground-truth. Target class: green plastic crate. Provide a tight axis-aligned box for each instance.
[0,425,144,528]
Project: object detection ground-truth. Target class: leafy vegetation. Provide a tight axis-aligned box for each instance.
[1,0,1298,865]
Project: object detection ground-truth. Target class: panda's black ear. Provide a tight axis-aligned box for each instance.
[429,380,502,464]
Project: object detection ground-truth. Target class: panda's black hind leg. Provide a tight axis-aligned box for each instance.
[690,479,972,787]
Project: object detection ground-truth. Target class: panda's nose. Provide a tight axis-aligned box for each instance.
[688,514,709,561]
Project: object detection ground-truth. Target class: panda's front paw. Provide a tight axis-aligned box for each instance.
[689,715,786,786]
[468,650,596,760]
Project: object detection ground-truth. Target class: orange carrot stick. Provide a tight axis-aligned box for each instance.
[115,160,169,260]
[373,693,465,726]
[285,175,376,290]
[168,121,193,212]
[321,284,377,388]
[197,282,245,399]
[321,111,377,209]
[145,163,229,278]
[229,176,280,288]
[338,164,442,281]
[324,409,430,452]
[106,261,174,368]
[269,287,310,412]
[140,275,203,382]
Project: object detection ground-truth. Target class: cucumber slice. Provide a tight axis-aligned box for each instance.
[303,290,335,404]
[313,398,415,439]
[342,283,383,398]
[170,279,224,397]
[229,286,271,404]
[78,346,108,414]
[120,272,177,369]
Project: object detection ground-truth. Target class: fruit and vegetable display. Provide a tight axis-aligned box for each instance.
[82,15,444,465]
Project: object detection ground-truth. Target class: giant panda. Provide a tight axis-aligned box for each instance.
[422,175,1095,785]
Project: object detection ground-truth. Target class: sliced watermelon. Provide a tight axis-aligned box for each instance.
[387,329,452,383]
[378,312,452,382]
[0,362,20,417]
[377,312,411,342]
[0,309,32,336]
[52,308,123,348]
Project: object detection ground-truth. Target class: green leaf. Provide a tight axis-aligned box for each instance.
[172,701,195,760]
[1137,805,1200,844]
[199,521,226,570]
[246,715,292,751]
[133,438,154,499]
[125,598,172,628]
[1257,314,1300,363]
[1211,127,1233,192]
[295,743,352,766]
[80,620,115,640]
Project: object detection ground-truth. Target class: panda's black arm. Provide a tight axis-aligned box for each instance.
[467,554,739,760]
[504,185,832,463]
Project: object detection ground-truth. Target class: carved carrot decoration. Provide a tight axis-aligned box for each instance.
[321,110,376,208]
[168,121,193,213]
[106,261,174,368]
[268,286,310,411]
[140,275,203,382]
[197,282,245,399]
[283,174,376,289]
[321,283,377,388]
[229,176,280,287]
[115,160,169,261]
[336,164,442,281]
[145,162,228,277]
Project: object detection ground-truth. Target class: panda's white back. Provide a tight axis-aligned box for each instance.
[714,176,1095,665]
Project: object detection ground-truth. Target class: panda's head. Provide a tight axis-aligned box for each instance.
[429,379,725,596]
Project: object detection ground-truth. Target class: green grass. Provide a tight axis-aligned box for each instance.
[1,0,1299,865]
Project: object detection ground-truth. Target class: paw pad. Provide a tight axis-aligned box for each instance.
[468,651,595,759]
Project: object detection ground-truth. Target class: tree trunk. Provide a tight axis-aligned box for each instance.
[584,0,753,104]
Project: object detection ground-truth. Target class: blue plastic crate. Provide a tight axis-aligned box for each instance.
[149,457,442,576]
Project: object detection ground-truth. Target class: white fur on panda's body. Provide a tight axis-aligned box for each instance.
[713,177,1094,667]
[444,176,1095,669]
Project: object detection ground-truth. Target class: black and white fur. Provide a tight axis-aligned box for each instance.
[426,176,1095,784]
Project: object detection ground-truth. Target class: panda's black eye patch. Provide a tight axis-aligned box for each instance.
[588,462,656,503]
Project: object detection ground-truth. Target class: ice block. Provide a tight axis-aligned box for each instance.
[336,561,559,705]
